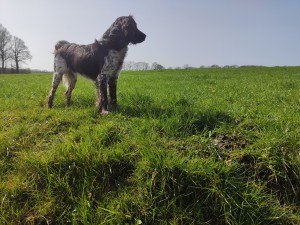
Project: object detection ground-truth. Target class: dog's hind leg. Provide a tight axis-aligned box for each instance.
[63,72,77,106]
[48,55,68,108]
[48,71,63,108]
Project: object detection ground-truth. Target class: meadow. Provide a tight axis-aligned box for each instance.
[0,67,300,224]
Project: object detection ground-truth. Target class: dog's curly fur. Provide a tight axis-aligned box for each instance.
[47,16,146,114]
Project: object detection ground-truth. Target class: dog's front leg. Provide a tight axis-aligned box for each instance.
[108,77,117,107]
[96,73,109,114]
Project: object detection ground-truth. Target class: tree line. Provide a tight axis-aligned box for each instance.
[122,61,165,71]
[0,24,32,73]
[122,61,267,71]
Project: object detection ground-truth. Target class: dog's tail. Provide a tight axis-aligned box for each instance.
[55,40,70,51]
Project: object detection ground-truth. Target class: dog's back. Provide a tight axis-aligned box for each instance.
[54,40,108,79]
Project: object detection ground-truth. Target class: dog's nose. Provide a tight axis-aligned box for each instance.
[140,33,146,42]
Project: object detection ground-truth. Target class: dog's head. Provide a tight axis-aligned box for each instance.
[102,16,146,50]
[122,16,146,44]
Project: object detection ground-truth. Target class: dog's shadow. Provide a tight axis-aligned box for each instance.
[46,93,234,135]
[115,97,233,135]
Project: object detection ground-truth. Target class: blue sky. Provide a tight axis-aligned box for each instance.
[1,0,300,70]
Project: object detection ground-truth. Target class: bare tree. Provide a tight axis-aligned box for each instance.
[183,64,194,69]
[0,24,12,73]
[122,61,135,70]
[135,62,149,70]
[151,62,164,70]
[11,36,32,73]
[210,64,220,68]
[123,61,149,71]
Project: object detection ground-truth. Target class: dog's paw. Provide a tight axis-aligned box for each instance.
[101,110,109,115]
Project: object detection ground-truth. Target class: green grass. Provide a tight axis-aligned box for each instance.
[0,67,300,224]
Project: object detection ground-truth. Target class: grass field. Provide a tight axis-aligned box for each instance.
[0,67,300,224]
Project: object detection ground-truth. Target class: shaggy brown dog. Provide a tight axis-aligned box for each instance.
[47,16,146,114]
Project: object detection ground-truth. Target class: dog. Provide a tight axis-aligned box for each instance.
[47,16,146,114]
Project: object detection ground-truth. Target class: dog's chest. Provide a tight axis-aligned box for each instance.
[101,47,128,78]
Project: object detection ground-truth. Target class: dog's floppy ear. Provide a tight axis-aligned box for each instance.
[110,27,124,38]
[106,27,128,50]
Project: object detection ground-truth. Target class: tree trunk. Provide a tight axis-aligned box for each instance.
[1,60,4,73]
[16,60,19,73]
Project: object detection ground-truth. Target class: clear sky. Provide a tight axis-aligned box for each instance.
[1,0,300,70]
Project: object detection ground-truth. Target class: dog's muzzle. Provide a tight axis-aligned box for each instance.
[132,31,146,44]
